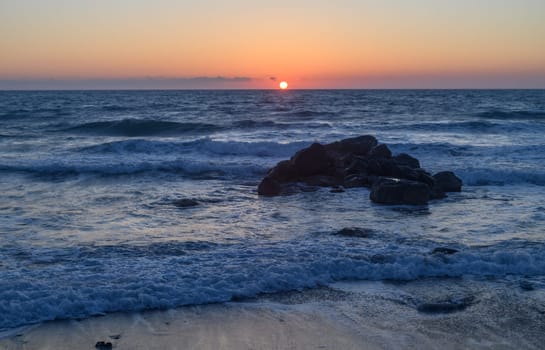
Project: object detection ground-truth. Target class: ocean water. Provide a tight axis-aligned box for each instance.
[1,89,545,331]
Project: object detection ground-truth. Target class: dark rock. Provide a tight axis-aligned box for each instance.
[366,158,383,175]
[393,153,420,169]
[278,183,303,195]
[291,143,332,177]
[416,170,436,187]
[390,164,421,181]
[433,171,462,192]
[303,175,341,187]
[426,173,447,199]
[375,159,396,177]
[417,297,474,314]
[257,136,461,205]
[370,178,430,205]
[172,198,199,208]
[429,188,447,200]
[431,247,459,255]
[520,280,535,291]
[369,144,392,158]
[325,135,378,156]
[267,160,297,182]
[345,157,369,175]
[334,227,373,238]
[343,174,369,188]
[330,186,345,193]
[298,185,320,192]
[257,177,282,196]
[95,341,113,350]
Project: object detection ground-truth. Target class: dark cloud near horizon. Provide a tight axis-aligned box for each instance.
[0,76,253,90]
[187,76,252,82]
[269,77,277,81]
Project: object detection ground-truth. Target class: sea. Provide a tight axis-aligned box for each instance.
[1,89,545,332]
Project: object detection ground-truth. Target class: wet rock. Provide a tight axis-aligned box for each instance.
[433,171,463,192]
[370,178,430,205]
[429,186,446,200]
[267,160,297,182]
[345,157,370,176]
[257,135,461,205]
[416,171,436,187]
[520,280,535,291]
[389,164,421,181]
[330,185,345,193]
[257,177,282,196]
[291,143,332,177]
[298,185,320,193]
[303,175,341,187]
[369,143,392,158]
[417,297,474,314]
[393,153,420,169]
[366,158,384,175]
[431,247,459,255]
[325,135,378,156]
[95,341,113,350]
[334,227,373,238]
[172,198,199,208]
[343,174,369,188]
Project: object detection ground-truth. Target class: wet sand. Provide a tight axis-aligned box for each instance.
[1,279,544,350]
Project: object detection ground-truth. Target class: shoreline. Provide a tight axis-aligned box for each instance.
[1,278,544,350]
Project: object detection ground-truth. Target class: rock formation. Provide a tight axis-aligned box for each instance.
[257,135,462,205]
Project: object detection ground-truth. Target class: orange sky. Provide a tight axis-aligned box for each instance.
[1,1,545,89]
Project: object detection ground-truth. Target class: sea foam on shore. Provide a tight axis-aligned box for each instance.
[1,278,544,350]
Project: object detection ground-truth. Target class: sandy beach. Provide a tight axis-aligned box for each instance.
[2,278,544,350]
[2,0,545,348]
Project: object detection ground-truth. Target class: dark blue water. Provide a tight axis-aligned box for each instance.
[1,90,545,331]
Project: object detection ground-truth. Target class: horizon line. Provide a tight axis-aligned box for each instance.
[1,87,544,92]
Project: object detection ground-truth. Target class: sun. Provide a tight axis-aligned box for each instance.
[279,81,288,89]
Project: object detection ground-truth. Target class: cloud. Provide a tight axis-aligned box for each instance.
[269,76,277,81]
[185,76,252,83]
[0,76,253,90]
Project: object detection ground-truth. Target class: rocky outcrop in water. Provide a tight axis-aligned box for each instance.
[95,341,113,350]
[257,135,462,205]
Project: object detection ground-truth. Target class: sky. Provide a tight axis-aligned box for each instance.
[1,0,545,89]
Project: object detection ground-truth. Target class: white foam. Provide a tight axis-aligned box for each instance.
[1,237,544,331]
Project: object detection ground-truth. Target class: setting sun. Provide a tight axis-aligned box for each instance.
[279,81,288,89]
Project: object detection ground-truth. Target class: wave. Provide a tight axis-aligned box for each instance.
[389,142,475,157]
[0,111,30,120]
[60,119,221,137]
[57,117,333,137]
[0,157,267,179]
[100,105,134,112]
[390,120,510,133]
[378,119,545,135]
[1,238,544,330]
[79,138,310,158]
[0,138,312,178]
[233,119,332,130]
[0,134,21,139]
[476,110,545,120]
[275,110,332,119]
[391,142,545,158]
[389,143,545,186]
[5,138,545,184]
[0,107,71,120]
[457,168,545,186]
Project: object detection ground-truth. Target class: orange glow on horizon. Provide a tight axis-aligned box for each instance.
[1,2,544,88]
